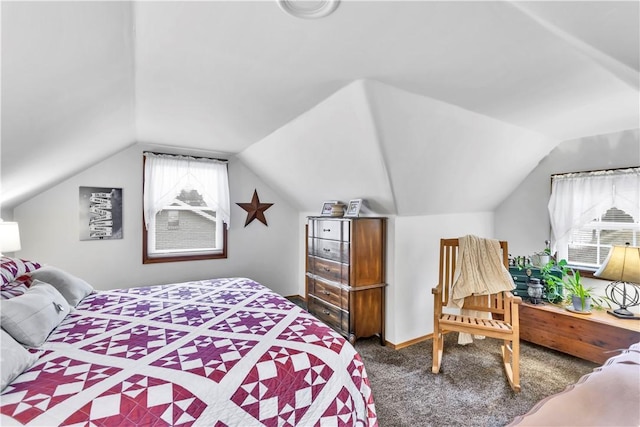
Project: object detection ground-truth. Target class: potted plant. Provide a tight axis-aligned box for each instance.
[536,242,564,303]
[531,240,552,268]
[562,269,593,312]
[540,257,610,312]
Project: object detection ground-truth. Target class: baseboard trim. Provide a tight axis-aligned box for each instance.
[386,333,433,350]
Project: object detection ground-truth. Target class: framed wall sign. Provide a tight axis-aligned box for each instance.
[79,187,123,240]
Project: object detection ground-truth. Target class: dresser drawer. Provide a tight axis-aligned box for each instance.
[309,277,348,309]
[312,257,349,284]
[309,238,349,263]
[308,297,348,333]
[310,219,349,242]
[510,269,532,284]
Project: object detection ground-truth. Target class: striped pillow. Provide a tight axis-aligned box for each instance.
[0,276,32,299]
[1,257,41,288]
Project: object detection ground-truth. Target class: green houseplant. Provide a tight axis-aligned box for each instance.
[540,256,610,312]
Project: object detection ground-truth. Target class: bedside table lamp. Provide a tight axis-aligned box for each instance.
[0,221,21,256]
[594,243,640,319]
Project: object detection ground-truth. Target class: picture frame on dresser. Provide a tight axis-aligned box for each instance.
[321,201,337,216]
[345,199,362,217]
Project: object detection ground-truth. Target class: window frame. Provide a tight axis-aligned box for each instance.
[549,166,640,274]
[142,153,229,264]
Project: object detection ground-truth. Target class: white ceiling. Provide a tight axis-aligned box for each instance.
[2,1,639,212]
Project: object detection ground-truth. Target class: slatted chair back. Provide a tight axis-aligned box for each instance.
[432,237,521,392]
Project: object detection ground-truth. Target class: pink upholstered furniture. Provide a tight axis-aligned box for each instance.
[509,342,640,426]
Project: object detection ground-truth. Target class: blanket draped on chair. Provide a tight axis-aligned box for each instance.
[449,235,515,344]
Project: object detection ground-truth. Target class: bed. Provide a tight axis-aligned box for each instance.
[0,257,377,426]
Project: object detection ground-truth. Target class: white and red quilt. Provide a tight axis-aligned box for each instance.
[1,277,377,426]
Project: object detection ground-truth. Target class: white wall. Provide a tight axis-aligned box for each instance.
[390,212,494,344]
[13,144,301,297]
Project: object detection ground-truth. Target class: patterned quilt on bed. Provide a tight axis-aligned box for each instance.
[0,277,377,426]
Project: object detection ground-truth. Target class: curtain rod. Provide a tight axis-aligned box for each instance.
[551,166,639,179]
[144,150,228,163]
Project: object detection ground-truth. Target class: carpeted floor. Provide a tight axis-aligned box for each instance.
[354,333,598,427]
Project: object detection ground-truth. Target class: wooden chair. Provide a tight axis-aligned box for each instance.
[431,238,522,392]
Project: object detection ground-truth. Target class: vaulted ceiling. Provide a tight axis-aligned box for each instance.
[2,1,638,213]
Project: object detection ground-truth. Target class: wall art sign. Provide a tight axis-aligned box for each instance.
[79,187,123,240]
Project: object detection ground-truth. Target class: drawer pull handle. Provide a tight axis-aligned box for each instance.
[322,228,331,232]
[323,248,330,252]
[323,267,330,272]
[322,309,331,315]
[322,290,331,295]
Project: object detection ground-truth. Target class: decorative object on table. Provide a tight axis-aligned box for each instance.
[320,201,338,216]
[329,203,345,217]
[563,269,593,313]
[527,278,544,305]
[79,187,123,240]
[594,243,640,319]
[509,265,561,302]
[531,253,550,268]
[236,189,273,227]
[0,220,21,255]
[541,257,610,313]
[345,199,363,217]
[531,241,552,268]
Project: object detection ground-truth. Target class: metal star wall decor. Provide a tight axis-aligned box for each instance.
[236,189,274,227]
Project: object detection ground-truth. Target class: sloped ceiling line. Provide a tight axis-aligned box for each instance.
[511,1,639,90]
[353,80,398,216]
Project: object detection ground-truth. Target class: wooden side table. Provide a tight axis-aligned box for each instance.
[519,302,640,364]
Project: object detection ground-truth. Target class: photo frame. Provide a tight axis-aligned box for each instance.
[345,199,363,217]
[321,201,337,216]
[79,186,123,240]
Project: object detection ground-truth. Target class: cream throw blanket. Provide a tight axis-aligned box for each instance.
[449,235,515,344]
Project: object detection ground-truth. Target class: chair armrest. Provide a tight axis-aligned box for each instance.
[432,286,442,295]
[504,291,522,304]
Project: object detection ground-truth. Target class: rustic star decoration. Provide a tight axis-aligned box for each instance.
[236,189,274,227]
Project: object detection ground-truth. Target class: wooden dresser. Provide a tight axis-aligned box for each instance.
[305,216,386,344]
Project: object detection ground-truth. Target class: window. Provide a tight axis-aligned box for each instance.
[143,152,230,263]
[548,167,640,270]
[568,207,638,268]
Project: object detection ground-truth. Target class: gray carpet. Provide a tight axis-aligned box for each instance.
[354,333,598,427]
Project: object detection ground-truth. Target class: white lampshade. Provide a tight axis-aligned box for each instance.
[0,222,21,254]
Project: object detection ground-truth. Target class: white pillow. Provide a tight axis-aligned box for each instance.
[1,329,39,391]
[29,266,94,307]
[0,280,70,347]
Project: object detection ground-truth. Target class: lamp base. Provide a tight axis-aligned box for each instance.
[607,308,640,320]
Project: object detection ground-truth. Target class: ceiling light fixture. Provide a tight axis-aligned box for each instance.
[277,0,340,19]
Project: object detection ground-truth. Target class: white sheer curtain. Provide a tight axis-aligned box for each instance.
[548,167,640,260]
[143,152,230,231]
